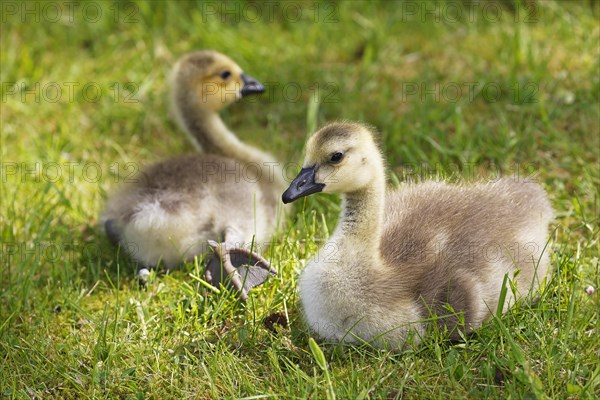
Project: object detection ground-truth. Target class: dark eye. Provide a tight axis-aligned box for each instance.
[330,152,344,163]
[220,70,231,79]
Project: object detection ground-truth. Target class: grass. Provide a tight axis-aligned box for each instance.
[1,0,599,398]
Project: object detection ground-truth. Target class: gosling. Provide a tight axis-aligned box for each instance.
[282,122,553,348]
[102,51,284,299]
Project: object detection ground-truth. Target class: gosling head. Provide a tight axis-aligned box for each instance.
[282,122,383,204]
[172,50,264,113]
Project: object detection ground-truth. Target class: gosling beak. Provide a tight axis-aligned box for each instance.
[240,73,265,97]
[282,165,325,204]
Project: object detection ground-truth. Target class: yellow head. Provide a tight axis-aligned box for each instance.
[283,122,384,203]
[172,50,264,113]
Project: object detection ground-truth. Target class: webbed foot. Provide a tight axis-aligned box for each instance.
[205,240,277,301]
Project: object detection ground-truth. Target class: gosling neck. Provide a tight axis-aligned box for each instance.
[335,174,386,250]
[174,92,277,167]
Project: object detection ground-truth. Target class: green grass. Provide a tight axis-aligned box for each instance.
[1,0,599,398]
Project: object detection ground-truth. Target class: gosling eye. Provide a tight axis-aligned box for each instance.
[329,152,344,164]
[219,70,232,80]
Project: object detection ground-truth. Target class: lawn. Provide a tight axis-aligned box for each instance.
[1,0,599,398]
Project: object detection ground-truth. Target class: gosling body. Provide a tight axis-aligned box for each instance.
[102,51,284,293]
[104,153,280,268]
[283,122,552,348]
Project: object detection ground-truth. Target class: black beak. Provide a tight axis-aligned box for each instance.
[282,166,325,204]
[240,73,265,97]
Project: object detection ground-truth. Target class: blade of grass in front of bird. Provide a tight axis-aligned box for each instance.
[309,337,335,400]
